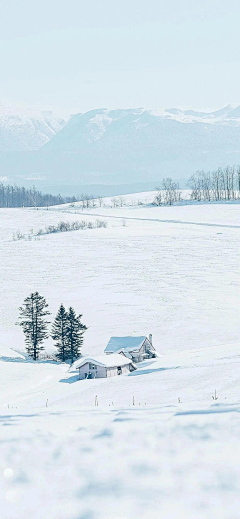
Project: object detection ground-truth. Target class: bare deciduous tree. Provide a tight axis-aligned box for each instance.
[188,166,240,202]
[154,178,181,206]
[111,197,118,208]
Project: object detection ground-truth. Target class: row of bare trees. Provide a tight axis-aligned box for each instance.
[80,195,126,209]
[154,178,181,206]
[154,167,240,206]
[188,166,240,202]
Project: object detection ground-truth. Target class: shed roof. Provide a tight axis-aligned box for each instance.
[105,336,148,354]
[75,353,135,369]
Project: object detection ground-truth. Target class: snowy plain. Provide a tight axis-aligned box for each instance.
[1,195,240,518]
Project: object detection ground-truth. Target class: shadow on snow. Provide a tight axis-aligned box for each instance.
[60,374,79,384]
[129,366,180,376]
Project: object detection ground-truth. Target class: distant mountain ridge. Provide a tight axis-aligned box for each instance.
[163,104,240,123]
[0,101,67,151]
[1,103,240,192]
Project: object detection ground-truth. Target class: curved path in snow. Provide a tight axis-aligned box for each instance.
[48,206,240,230]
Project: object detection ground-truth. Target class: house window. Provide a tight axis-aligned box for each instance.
[84,373,88,378]
[89,363,96,370]
[117,366,122,375]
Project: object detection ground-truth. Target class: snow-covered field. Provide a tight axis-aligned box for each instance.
[1,198,240,518]
[2,403,240,519]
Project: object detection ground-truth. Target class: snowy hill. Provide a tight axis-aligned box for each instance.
[0,101,67,151]
[1,199,240,517]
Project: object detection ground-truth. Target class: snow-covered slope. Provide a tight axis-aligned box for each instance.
[0,101,67,151]
[1,200,240,517]
[2,200,240,356]
[3,399,240,519]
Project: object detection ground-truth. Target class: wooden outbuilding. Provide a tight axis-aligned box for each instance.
[75,353,136,380]
[104,335,156,363]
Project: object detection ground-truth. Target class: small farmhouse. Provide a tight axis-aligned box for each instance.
[104,335,156,363]
[75,353,136,380]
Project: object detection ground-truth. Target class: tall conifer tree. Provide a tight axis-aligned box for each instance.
[67,307,87,363]
[18,292,50,360]
[51,304,69,361]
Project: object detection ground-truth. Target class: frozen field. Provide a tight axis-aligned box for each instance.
[1,198,240,517]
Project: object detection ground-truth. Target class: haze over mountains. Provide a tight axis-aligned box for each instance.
[1,102,240,195]
[0,101,67,152]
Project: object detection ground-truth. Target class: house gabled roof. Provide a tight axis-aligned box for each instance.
[105,336,152,354]
[74,353,136,370]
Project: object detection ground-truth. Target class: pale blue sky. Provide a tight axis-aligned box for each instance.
[0,0,239,115]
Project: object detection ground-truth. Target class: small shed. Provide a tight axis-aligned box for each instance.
[104,335,156,363]
[75,353,136,380]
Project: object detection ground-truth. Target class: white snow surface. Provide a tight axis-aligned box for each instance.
[1,198,240,517]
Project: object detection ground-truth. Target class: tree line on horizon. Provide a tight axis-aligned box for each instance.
[0,184,78,208]
[2,165,240,209]
[17,292,87,362]
[188,166,240,202]
[154,166,240,205]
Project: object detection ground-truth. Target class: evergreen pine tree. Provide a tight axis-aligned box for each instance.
[18,292,50,360]
[51,304,69,361]
[66,307,87,363]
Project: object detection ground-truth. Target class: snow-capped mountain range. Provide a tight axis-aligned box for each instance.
[2,101,240,190]
[0,101,67,151]
[162,105,240,125]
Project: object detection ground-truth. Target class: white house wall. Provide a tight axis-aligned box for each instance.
[106,367,118,377]
[78,363,132,380]
[122,365,131,374]
[78,363,107,380]
[106,365,131,377]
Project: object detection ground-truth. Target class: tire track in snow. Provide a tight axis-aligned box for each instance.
[46,207,240,230]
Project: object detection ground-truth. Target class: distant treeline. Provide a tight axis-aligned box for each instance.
[0,184,78,208]
[188,166,240,202]
[154,166,240,205]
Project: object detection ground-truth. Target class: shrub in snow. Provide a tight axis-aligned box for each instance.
[13,230,25,240]
[96,219,107,228]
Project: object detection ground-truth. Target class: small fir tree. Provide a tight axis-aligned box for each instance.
[51,304,69,361]
[67,307,87,363]
[18,292,50,360]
